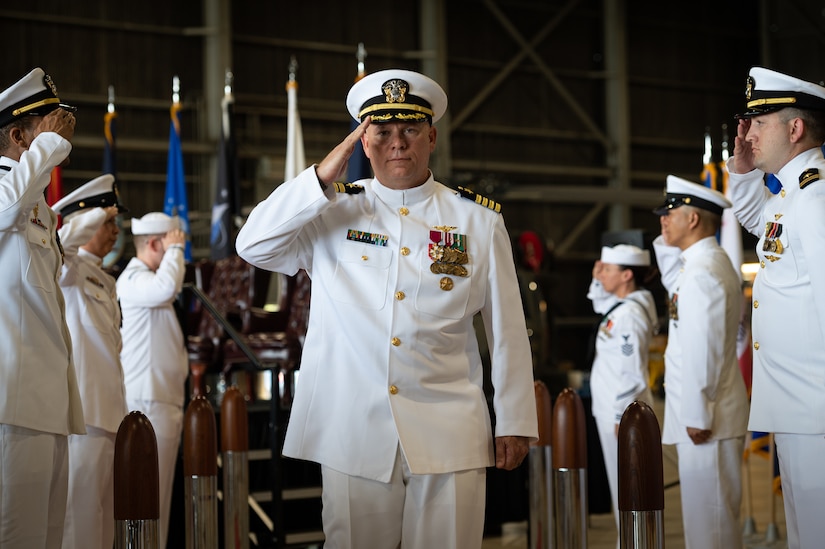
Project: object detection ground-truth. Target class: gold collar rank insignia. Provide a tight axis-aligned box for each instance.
[799,168,820,190]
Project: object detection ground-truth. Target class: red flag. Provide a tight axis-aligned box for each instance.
[46,166,63,207]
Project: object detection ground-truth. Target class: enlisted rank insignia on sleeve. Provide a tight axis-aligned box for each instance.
[333,181,365,194]
[457,186,501,213]
[799,168,820,189]
[621,334,634,357]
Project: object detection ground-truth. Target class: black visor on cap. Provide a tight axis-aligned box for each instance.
[653,193,723,216]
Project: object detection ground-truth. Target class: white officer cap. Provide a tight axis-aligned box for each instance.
[0,68,76,129]
[737,66,825,118]
[346,69,448,124]
[653,175,732,217]
[600,244,651,267]
[52,174,128,222]
[131,212,178,235]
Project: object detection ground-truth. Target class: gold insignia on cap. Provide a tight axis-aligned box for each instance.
[684,197,691,204]
[382,79,408,104]
[44,74,58,96]
[746,76,754,100]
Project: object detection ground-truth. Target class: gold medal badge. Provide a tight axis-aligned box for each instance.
[429,226,469,278]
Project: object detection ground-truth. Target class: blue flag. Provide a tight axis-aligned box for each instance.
[165,103,192,261]
[210,93,239,260]
[102,107,125,268]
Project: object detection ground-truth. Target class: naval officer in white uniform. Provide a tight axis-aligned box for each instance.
[53,175,129,549]
[653,175,749,549]
[0,68,85,549]
[117,212,187,549]
[236,69,538,549]
[728,67,825,549]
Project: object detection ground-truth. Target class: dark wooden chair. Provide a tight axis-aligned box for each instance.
[186,256,271,395]
[222,269,312,408]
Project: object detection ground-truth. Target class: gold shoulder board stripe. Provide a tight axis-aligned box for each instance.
[799,168,820,190]
[457,186,501,213]
[333,181,365,194]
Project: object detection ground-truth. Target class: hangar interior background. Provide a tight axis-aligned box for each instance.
[4,0,823,374]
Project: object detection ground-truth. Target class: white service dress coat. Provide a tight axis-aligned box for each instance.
[727,148,825,434]
[117,247,188,407]
[236,166,539,483]
[0,132,84,435]
[58,208,127,433]
[653,236,748,445]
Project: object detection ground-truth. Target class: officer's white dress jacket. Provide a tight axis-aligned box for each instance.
[653,236,748,444]
[117,248,187,407]
[59,208,127,433]
[727,148,825,434]
[590,289,657,424]
[236,167,539,482]
[0,132,84,435]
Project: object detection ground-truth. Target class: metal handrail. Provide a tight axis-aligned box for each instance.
[182,282,265,371]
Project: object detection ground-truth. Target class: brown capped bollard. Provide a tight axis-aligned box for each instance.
[529,380,555,549]
[618,400,664,548]
[114,411,159,548]
[221,386,250,549]
[184,395,218,548]
[551,387,587,548]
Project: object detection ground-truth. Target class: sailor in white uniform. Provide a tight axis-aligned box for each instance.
[652,175,749,549]
[236,69,538,549]
[0,68,84,549]
[53,174,129,549]
[117,212,187,549]
[728,67,825,549]
[588,244,657,542]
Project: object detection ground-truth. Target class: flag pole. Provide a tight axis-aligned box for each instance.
[356,42,367,82]
[102,84,125,269]
[284,56,306,182]
[166,75,192,261]
[347,43,372,182]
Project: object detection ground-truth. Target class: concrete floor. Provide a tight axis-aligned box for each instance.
[483,397,788,549]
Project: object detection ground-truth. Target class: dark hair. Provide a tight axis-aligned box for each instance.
[621,264,656,288]
[0,117,37,151]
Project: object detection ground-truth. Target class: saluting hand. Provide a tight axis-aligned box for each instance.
[315,117,371,187]
[162,228,186,251]
[103,205,119,221]
[34,108,76,142]
[731,118,755,174]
